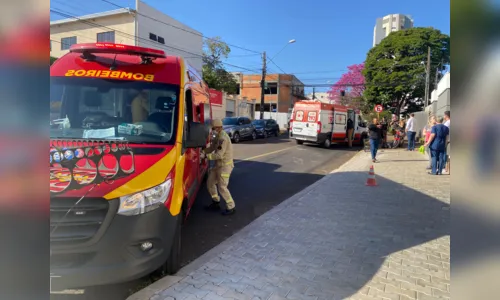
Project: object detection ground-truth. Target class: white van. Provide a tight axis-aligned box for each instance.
[290,101,367,148]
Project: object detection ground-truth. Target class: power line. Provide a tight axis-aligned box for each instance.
[99,0,261,54]
[267,57,287,74]
[50,8,261,73]
[286,62,443,75]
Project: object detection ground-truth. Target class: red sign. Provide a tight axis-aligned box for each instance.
[374,104,383,113]
[209,89,223,106]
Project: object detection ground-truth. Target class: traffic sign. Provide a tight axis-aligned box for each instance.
[374,105,383,113]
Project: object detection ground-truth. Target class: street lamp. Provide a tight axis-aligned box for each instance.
[270,39,296,61]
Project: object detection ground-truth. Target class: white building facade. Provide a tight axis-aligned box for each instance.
[428,72,450,116]
[373,14,414,47]
[305,92,331,104]
[50,0,203,72]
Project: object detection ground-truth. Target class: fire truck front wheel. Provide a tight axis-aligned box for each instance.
[157,210,182,275]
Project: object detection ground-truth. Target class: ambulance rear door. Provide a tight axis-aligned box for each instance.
[292,106,319,139]
[332,110,348,143]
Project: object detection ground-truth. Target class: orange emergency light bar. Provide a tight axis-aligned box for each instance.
[70,43,166,58]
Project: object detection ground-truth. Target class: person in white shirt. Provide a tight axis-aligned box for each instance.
[405,113,416,151]
[444,111,450,128]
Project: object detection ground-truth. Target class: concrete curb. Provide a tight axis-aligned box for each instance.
[127,149,364,300]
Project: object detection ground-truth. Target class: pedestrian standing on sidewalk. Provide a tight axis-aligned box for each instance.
[202,119,236,215]
[406,113,416,151]
[424,116,449,175]
[422,115,436,170]
[346,117,354,148]
[368,118,382,163]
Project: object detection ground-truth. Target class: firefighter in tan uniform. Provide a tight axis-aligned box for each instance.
[201,119,236,215]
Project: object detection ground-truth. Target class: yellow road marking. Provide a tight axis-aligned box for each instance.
[234,146,296,164]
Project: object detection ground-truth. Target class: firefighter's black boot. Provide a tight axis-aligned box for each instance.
[221,208,236,216]
[205,201,221,211]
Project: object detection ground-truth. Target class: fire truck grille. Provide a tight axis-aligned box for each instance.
[50,197,109,246]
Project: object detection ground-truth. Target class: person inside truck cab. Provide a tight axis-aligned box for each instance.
[131,90,150,123]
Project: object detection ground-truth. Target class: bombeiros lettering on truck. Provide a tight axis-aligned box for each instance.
[50,43,212,292]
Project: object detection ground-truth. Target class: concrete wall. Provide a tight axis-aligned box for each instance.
[136,1,203,72]
[427,72,450,117]
[436,89,450,116]
[50,11,136,58]
[256,112,289,129]
[211,92,256,120]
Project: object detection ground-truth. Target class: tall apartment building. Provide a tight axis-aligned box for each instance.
[373,14,413,47]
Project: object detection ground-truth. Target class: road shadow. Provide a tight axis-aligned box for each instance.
[180,159,325,268]
[150,171,450,300]
[299,142,363,152]
[239,133,292,145]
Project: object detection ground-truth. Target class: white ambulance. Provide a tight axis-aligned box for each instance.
[290,100,367,148]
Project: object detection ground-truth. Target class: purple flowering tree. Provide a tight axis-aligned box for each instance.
[327,63,365,108]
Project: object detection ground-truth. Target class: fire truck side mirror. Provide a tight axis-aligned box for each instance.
[185,122,210,148]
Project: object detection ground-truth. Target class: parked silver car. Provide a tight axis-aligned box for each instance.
[222,117,257,143]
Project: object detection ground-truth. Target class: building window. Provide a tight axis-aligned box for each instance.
[265,82,278,94]
[149,33,157,41]
[61,36,77,50]
[157,36,165,44]
[235,84,240,95]
[97,31,115,43]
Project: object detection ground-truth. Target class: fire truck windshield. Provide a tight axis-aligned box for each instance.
[50,77,180,144]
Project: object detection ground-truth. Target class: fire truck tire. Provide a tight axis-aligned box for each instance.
[163,213,182,275]
[296,140,304,145]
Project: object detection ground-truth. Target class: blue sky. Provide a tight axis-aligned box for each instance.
[50,0,450,94]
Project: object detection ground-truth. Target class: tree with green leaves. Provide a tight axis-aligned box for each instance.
[363,27,450,116]
[202,37,238,94]
[50,56,57,65]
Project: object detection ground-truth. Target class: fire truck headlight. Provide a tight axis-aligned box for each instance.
[117,179,172,216]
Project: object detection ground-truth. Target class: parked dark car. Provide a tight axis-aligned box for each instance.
[252,119,280,138]
[222,117,257,143]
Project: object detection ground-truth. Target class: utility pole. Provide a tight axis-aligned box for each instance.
[424,46,431,108]
[434,60,442,89]
[259,51,267,120]
[312,87,316,100]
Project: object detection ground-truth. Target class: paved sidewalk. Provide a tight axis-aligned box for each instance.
[129,149,450,300]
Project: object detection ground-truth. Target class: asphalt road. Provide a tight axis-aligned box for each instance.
[51,134,360,300]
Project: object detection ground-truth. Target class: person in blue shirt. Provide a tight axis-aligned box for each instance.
[423,116,450,175]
